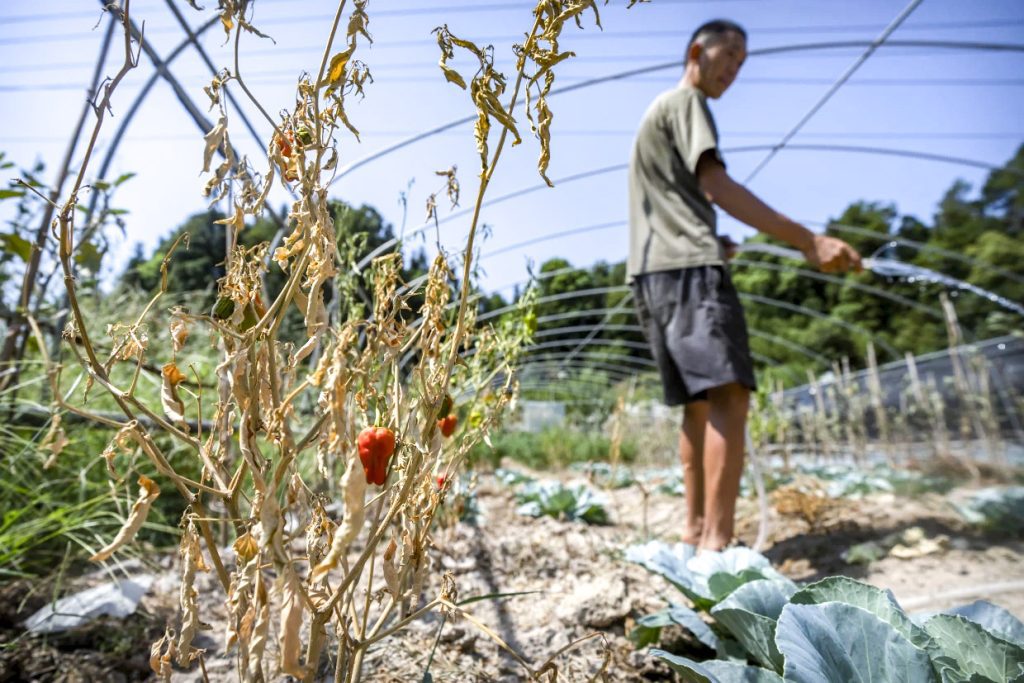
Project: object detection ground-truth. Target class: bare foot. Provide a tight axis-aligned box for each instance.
[681,518,703,546]
[697,534,732,553]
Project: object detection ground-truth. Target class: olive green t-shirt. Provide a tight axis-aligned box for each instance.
[627,84,724,281]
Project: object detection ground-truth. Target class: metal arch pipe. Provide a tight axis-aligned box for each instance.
[356,142,1014,273]
[398,264,900,372]
[536,307,635,324]
[89,7,222,200]
[480,220,627,262]
[86,13,222,214]
[477,286,628,323]
[518,338,652,354]
[739,292,900,358]
[516,366,651,387]
[748,329,832,366]
[727,143,1023,176]
[475,285,899,359]
[533,323,643,338]
[477,231,983,349]
[556,290,637,369]
[489,336,779,370]
[483,226,956,327]
[517,378,626,395]
[478,209,1024,302]
[86,6,295,232]
[524,307,827,366]
[519,348,659,369]
[520,337,806,385]
[356,164,626,271]
[162,0,272,165]
[516,359,655,379]
[530,321,830,366]
[742,0,926,185]
[331,39,1024,186]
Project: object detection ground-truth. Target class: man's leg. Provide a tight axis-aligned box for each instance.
[680,400,709,545]
[700,382,750,551]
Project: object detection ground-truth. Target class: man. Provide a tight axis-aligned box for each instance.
[627,19,861,551]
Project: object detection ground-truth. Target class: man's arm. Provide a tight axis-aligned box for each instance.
[697,154,862,273]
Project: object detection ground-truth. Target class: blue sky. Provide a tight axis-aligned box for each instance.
[1,0,1022,297]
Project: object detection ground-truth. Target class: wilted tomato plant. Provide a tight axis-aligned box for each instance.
[41,0,631,680]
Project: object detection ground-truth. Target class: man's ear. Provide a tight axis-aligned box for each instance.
[687,41,703,64]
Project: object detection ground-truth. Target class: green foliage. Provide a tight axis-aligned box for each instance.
[119,200,429,303]
[469,426,637,470]
[120,209,267,305]
[629,544,1024,682]
[519,143,1024,390]
[0,420,182,579]
[570,461,636,488]
[513,480,609,524]
[956,486,1024,535]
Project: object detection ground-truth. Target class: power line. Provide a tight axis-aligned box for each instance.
[742,0,925,184]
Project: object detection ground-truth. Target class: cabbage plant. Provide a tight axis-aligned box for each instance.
[514,480,609,525]
[957,486,1024,534]
[627,542,1024,682]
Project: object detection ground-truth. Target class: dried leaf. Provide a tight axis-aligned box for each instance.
[150,627,175,682]
[534,88,555,186]
[346,1,372,44]
[214,202,246,234]
[161,362,189,427]
[425,193,438,224]
[324,46,355,88]
[90,475,161,561]
[248,577,270,676]
[41,413,68,470]
[202,116,227,173]
[169,315,189,355]
[176,521,206,666]
[101,421,139,478]
[437,166,460,208]
[233,531,259,563]
[311,456,367,580]
[219,9,234,36]
[107,322,148,361]
[278,567,308,679]
[439,63,466,89]
[382,538,402,601]
[322,147,338,171]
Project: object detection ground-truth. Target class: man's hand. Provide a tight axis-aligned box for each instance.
[803,234,863,274]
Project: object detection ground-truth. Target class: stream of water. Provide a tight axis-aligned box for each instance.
[737,243,1024,317]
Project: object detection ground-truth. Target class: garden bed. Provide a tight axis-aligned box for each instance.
[2,464,1022,682]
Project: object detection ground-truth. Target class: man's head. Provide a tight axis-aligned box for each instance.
[684,20,747,99]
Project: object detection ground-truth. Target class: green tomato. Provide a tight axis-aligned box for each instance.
[212,296,236,320]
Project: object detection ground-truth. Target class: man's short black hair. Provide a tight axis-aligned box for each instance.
[687,19,747,56]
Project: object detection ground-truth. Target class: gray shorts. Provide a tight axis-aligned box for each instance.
[632,266,756,406]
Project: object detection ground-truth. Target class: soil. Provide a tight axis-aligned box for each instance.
[2,467,1022,682]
